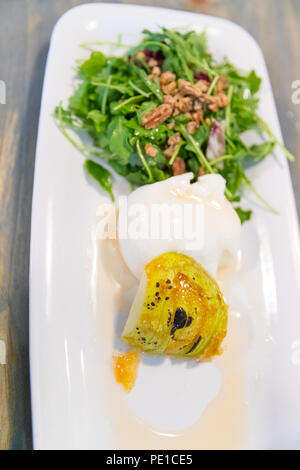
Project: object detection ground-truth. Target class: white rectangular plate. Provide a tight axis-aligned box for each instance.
[30,3,300,450]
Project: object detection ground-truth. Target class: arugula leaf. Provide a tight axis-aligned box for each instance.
[87,110,107,132]
[85,159,114,201]
[79,51,107,77]
[235,207,253,224]
[247,70,262,94]
[132,65,163,102]
[107,116,133,162]
[55,27,295,221]
[69,82,90,115]
[247,141,275,162]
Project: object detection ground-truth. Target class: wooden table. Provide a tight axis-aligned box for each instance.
[0,0,299,450]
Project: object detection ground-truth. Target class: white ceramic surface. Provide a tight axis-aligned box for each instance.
[30,3,300,450]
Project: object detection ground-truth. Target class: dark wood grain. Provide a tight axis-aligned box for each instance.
[0,0,299,450]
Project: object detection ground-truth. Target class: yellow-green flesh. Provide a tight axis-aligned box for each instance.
[122,252,228,360]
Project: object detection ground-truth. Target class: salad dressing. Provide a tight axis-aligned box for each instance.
[93,232,248,449]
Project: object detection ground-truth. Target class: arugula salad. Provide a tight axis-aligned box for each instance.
[55,27,294,222]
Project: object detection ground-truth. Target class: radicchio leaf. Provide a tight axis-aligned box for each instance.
[206,119,226,161]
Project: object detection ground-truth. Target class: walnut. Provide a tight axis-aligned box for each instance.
[215,75,228,93]
[172,157,186,176]
[167,121,175,130]
[199,93,215,105]
[208,101,219,112]
[164,94,176,108]
[142,104,173,129]
[152,66,161,76]
[192,109,204,126]
[178,79,195,95]
[160,71,176,86]
[164,132,181,158]
[193,98,203,111]
[161,82,177,95]
[145,143,158,157]
[148,58,158,68]
[178,79,202,97]
[195,80,210,93]
[168,132,181,146]
[164,147,175,158]
[187,121,197,134]
[172,107,181,117]
[206,92,230,112]
[177,96,193,113]
[217,92,230,108]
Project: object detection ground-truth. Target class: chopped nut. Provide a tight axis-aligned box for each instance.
[144,70,230,130]
[177,96,193,113]
[216,75,228,93]
[195,80,210,93]
[187,121,197,134]
[217,92,230,108]
[164,94,176,108]
[192,109,204,126]
[168,132,181,146]
[172,107,181,117]
[142,103,173,129]
[199,167,206,177]
[160,71,176,86]
[172,157,186,175]
[145,143,158,157]
[193,98,203,111]
[161,81,177,95]
[163,132,181,158]
[164,147,175,158]
[178,79,203,97]
[164,132,181,158]
[167,121,175,130]
[208,102,219,112]
[205,117,211,124]
[148,58,158,68]
[152,66,161,76]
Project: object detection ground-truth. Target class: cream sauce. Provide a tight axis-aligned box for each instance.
[92,226,248,449]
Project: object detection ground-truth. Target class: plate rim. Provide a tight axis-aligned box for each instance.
[29,2,300,449]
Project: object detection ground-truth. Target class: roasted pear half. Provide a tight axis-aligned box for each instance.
[122,252,228,360]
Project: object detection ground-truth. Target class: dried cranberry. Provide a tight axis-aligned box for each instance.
[194,71,211,82]
[143,48,165,62]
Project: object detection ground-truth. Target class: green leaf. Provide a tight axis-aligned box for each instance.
[54,27,294,220]
[235,207,252,224]
[132,65,163,102]
[151,166,167,182]
[107,116,133,162]
[87,110,107,132]
[126,172,149,186]
[247,70,262,94]
[79,51,107,77]
[248,141,275,162]
[69,82,89,115]
[221,160,245,196]
[85,159,114,201]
